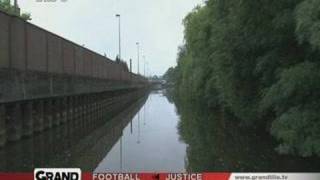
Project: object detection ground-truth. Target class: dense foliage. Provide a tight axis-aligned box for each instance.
[163,67,176,85]
[170,0,320,157]
[0,0,31,20]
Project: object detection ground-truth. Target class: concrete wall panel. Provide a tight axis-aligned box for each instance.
[104,61,110,79]
[111,63,116,80]
[74,46,84,76]
[113,65,118,81]
[82,51,88,76]
[62,41,74,74]
[10,17,26,70]
[102,60,108,79]
[96,57,100,79]
[88,52,93,77]
[113,63,118,80]
[116,66,121,81]
[101,61,105,79]
[98,56,105,79]
[48,34,63,74]
[98,58,102,79]
[92,54,99,78]
[0,13,10,68]
[27,24,46,72]
[106,61,111,79]
[83,51,92,77]
[90,53,94,77]
[108,62,112,79]
[123,71,128,81]
[116,65,121,80]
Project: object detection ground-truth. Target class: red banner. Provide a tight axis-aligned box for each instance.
[0,172,231,180]
[2,172,320,180]
[93,173,231,180]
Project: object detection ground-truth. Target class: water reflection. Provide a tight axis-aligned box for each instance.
[0,94,148,172]
[2,88,313,172]
[95,90,187,172]
[170,89,320,172]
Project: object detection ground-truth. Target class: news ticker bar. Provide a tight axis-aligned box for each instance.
[1,172,320,180]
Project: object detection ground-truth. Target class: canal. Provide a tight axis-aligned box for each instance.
[0,90,320,172]
[95,90,186,172]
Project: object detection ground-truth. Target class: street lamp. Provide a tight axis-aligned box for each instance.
[115,14,121,61]
[115,15,123,170]
[136,42,140,74]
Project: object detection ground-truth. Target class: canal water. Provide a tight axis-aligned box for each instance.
[95,90,186,172]
[0,90,320,172]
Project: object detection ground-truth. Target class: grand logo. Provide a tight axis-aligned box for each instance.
[34,168,81,180]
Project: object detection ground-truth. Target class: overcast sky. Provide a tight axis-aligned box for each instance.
[18,0,202,76]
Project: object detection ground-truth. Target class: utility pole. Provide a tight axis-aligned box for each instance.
[129,59,132,73]
[115,14,121,61]
[115,14,123,171]
[129,58,132,81]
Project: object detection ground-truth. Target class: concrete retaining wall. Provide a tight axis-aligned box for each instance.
[11,17,26,70]
[0,13,9,68]
[26,24,47,72]
[0,88,148,148]
[0,11,147,103]
[0,89,148,169]
[48,33,63,74]
[0,10,142,80]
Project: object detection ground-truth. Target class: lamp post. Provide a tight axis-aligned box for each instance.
[137,111,141,144]
[129,59,132,73]
[115,14,123,170]
[115,14,121,61]
[136,42,140,74]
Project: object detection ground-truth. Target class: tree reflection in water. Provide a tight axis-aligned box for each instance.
[163,88,320,172]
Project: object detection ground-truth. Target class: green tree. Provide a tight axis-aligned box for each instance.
[0,0,31,20]
[163,67,176,84]
[172,0,320,157]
